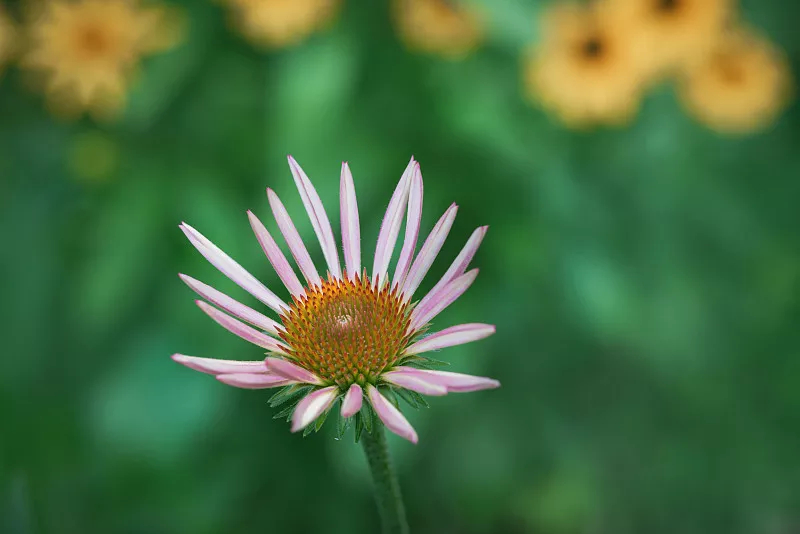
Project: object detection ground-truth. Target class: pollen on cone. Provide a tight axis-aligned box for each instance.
[279,271,412,388]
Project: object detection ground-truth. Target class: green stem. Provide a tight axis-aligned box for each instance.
[360,424,410,534]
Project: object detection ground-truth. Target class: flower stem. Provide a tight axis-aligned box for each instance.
[360,424,410,534]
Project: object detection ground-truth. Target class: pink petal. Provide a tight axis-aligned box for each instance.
[340,383,363,418]
[401,203,458,300]
[382,371,448,396]
[408,269,479,332]
[390,367,500,393]
[366,385,418,444]
[216,373,292,389]
[196,301,288,355]
[404,323,496,356]
[392,163,423,288]
[264,357,322,385]
[372,158,414,286]
[340,162,361,280]
[291,386,339,432]
[179,223,288,314]
[179,274,280,335]
[287,156,341,279]
[248,211,305,298]
[171,354,268,375]
[267,188,321,287]
[419,226,487,311]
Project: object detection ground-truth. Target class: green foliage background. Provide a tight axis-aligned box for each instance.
[2,0,799,533]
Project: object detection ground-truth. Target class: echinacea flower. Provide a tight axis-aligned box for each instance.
[678,27,792,134]
[173,157,499,444]
[523,2,650,127]
[393,0,484,59]
[21,0,183,120]
[603,0,732,76]
[221,0,340,49]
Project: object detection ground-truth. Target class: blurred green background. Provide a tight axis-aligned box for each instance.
[2,0,799,533]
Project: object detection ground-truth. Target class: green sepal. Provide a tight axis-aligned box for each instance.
[303,421,315,437]
[400,355,451,370]
[354,412,364,443]
[362,402,374,434]
[335,400,351,441]
[380,385,400,409]
[268,384,312,408]
[272,403,296,421]
[393,387,428,409]
[314,406,330,433]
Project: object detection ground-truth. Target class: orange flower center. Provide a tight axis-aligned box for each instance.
[74,24,111,59]
[656,0,682,13]
[716,57,746,86]
[579,36,605,60]
[279,274,412,388]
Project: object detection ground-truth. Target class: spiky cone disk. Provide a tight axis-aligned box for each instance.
[173,156,499,443]
[280,272,414,389]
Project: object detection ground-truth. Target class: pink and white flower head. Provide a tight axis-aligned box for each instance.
[173,156,499,444]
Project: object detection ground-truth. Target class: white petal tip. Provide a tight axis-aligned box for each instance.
[449,377,501,392]
[290,386,338,432]
[290,421,304,433]
[393,426,419,444]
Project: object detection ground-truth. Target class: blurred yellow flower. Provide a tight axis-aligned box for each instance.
[223,0,341,49]
[0,7,17,75]
[22,0,183,120]
[393,0,484,59]
[679,28,792,134]
[604,0,733,76]
[523,2,649,127]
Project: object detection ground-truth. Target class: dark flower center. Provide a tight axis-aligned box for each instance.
[76,25,110,58]
[717,58,746,86]
[581,36,605,59]
[656,0,681,13]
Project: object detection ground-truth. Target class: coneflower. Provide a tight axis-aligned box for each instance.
[173,156,499,533]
